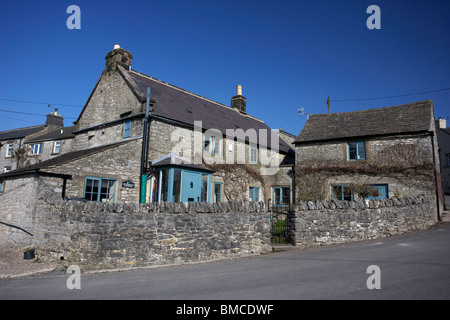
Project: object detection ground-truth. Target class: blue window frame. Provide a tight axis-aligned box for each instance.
[332,184,353,201]
[348,141,366,160]
[204,135,221,156]
[367,184,388,200]
[123,120,131,138]
[249,186,260,202]
[84,177,117,202]
[273,186,290,206]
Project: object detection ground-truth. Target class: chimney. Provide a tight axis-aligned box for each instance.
[438,118,447,129]
[105,44,133,72]
[231,85,246,114]
[46,108,64,127]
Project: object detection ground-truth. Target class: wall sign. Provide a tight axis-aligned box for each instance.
[122,181,135,188]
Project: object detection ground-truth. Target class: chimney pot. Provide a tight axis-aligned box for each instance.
[114,44,121,50]
[237,85,242,96]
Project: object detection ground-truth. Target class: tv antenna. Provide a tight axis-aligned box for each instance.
[297,107,309,119]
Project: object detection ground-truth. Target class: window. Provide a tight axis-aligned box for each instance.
[348,141,366,160]
[367,184,388,200]
[249,186,260,202]
[30,144,42,155]
[273,186,290,206]
[3,166,11,173]
[53,141,61,154]
[84,177,117,202]
[123,120,131,138]
[250,146,258,164]
[5,144,13,157]
[213,182,222,203]
[332,185,353,201]
[0,180,4,194]
[204,135,221,156]
[201,174,209,202]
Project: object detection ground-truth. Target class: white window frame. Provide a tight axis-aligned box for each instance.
[53,141,61,154]
[5,144,13,157]
[30,143,42,156]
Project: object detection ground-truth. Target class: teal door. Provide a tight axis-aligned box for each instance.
[181,171,202,202]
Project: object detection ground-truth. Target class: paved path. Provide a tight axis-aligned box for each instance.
[1,222,449,300]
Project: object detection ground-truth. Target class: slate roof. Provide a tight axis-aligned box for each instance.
[294,100,435,144]
[0,125,46,141]
[126,69,293,154]
[0,139,136,179]
[25,126,76,143]
[150,153,214,173]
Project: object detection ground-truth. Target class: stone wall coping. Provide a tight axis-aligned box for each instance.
[37,190,266,214]
[294,196,429,212]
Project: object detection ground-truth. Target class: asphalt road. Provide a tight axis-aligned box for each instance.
[1,223,449,300]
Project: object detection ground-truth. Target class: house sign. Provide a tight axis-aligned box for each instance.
[122,181,135,188]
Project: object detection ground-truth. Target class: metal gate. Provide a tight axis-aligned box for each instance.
[269,200,294,245]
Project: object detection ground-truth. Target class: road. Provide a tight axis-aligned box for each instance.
[1,223,449,300]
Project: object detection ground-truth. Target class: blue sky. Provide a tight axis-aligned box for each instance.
[0,0,449,136]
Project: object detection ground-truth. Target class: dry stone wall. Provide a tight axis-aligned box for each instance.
[27,190,271,270]
[290,197,437,248]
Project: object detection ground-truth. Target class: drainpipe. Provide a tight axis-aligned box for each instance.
[430,132,441,221]
[140,87,151,203]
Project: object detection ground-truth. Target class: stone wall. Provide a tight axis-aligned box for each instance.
[290,197,437,248]
[3,189,271,271]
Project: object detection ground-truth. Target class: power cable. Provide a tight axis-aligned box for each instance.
[332,87,450,102]
[0,97,83,108]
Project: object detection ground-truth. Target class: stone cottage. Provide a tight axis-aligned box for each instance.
[293,100,444,218]
[0,45,294,207]
[436,118,450,197]
[0,110,73,173]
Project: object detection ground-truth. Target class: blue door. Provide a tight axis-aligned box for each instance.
[181,171,202,202]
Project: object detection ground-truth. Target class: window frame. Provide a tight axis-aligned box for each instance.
[53,141,61,154]
[249,186,260,202]
[5,144,13,157]
[272,186,290,206]
[29,143,42,156]
[213,182,222,203]
[331,184,354,201]
[0,180,4,194]
[83,177,117,203]
[347,141,366,161]
[204,134,222,156]
[250,145,258,164]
